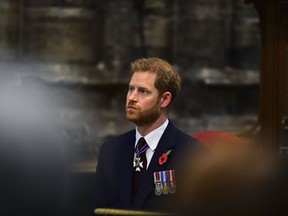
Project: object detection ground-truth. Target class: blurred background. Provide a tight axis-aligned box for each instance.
[0,0,261,165]
[2,0,281,215]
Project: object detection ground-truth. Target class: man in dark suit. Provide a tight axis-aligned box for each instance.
[92,58,203,213]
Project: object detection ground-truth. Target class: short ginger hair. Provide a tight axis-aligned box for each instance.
[131,58,181,102]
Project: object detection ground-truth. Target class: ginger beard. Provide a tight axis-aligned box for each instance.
[126,97,161,126]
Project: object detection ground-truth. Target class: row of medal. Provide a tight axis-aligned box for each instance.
[153,170,176,196]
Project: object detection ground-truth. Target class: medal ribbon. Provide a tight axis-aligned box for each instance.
[161,171,168,183]
[133,137,148,172]
[168,170,175,182]
[153,171,161,182]
[135,143,149,154]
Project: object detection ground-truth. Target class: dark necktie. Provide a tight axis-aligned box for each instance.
[132,137,149,199]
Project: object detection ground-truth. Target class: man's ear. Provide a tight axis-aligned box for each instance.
[160,92,172,108]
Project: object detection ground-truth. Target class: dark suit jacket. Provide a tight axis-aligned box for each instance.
[92,121,203,212]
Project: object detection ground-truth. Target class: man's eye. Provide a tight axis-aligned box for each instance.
[128,86,134,92]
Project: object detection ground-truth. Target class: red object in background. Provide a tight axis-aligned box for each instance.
[192,131,252,150]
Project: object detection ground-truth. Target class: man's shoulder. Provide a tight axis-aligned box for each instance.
[166,122,193,139]
[167,122,202,147]
[101,129,135,147]
[98,130,135,160]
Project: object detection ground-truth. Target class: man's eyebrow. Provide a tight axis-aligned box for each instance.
[128,84,151,92]
[138,86,151,92]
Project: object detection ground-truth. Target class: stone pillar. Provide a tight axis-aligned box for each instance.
[0,0,21,61]
[133,0,172,61]
[173,0,229,69]
[102,0,134,80]
[247,0,288,152]
[230,0,260,70]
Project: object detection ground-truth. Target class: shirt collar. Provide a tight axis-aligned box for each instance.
[135,119,169,151]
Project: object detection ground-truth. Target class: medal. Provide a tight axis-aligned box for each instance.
[161,171,169,195]
[154,170,177,196]
[168,170,176,194]
[155,182,162,196]
[133,156,143,172]
[153,172,163,196]
[133,139,149,172]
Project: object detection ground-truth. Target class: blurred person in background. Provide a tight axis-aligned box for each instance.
[0,75,68,216]
[176,131,287,216]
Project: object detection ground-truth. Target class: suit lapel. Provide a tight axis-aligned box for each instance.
[118,131,135,208]
[133,123,177,208]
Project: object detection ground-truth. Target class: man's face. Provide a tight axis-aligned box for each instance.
[126,71,162,126]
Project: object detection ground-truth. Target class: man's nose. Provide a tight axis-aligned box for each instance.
[128,91,138,102]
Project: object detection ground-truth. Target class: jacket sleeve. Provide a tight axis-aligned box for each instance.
[91,143,110,213]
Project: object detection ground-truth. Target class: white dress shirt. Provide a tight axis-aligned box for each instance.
[134,119,169,169]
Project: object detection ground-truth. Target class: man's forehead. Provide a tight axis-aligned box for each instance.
[130,72,156,85]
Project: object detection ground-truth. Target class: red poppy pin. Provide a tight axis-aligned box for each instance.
[159,149,172,165]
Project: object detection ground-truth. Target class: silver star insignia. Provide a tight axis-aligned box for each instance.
[133,157,143,172]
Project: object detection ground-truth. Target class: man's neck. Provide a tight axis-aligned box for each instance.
[136,116,168,137]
